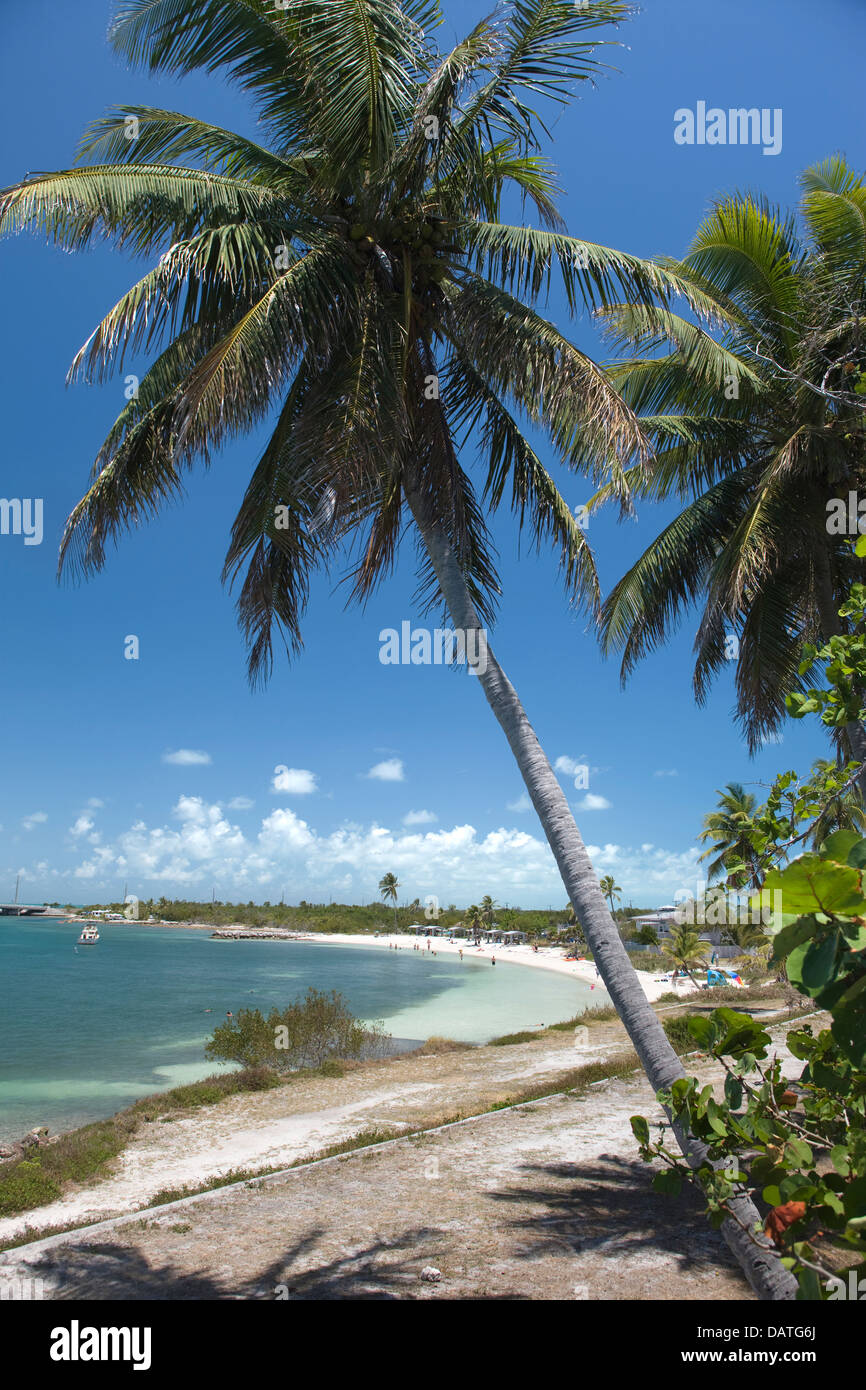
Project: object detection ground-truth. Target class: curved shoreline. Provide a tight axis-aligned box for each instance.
[202,927,692,1003]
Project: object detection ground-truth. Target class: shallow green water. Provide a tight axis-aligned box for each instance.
[0,921,601,1140]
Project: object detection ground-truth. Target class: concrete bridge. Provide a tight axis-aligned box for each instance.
[0,904,65,917]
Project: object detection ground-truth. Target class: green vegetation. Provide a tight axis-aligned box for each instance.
[632,601,866,1299]
[0,1066,280,1220]
[596,158,866,774]
[204,988,389,1071]
[662,1014,703,1054]
[85,895,578,939]
[599,875,622,913]
[490,1004,621,1045]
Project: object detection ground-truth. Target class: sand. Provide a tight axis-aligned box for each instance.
[191,925,697,1003]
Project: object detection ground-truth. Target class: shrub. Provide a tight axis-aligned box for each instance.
[663,1014,700,1053]
[204,988,390,1072]
[0,1160,62,1218]
[489,1029,539,1046]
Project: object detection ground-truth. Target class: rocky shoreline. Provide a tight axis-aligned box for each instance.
[209,928,311,940]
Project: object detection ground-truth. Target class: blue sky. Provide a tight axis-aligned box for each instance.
[1,0,863,910]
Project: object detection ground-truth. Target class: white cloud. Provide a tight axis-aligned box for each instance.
[553,754,593,791]
[272,767,318,795]
[507,793,532,813]
[403,809,437,826]
[554,755,582,775]
[576,793,611,811]
[366,758,405,783]
[653,769,678,778]
[87,797,105,809]
[162,749,212,766]
[63,794,705,906]
[69,814,95,838]
[22,812,48,831]
[227,796,255,811]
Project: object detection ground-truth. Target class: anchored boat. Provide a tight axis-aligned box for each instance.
[77,923,100,945]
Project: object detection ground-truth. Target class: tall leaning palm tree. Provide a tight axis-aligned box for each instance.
[378,871,400,931]
[0,0,792,1298]
[594,159,866,793]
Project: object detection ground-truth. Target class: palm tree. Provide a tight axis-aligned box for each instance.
[464,903,484,945]
[698,783,760,888]
[809,757,866,847]
[595,159,866,793]
[378,872,400,932]
[0,0,791,1299]
[599,874,621,914]
[663,924,709,989]
[479,894,496,925]
[720,920,769,954]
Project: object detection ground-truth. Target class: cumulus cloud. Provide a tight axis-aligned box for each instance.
[22,812,48,831]
[554,755,582,775]
[61,794,704,907]
[576,793,611,811]
[69,814,95,838]
[403,809,437,826]
[227,796,255,811]
[162,749,212,766]
[553,754,592,791]
[366,758,405,782]
[272,767,318,795]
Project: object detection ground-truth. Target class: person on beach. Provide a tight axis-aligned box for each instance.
[459,949,463,960]
[491,955,496,966]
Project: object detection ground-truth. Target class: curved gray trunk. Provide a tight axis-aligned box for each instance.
[405,484,797,1301]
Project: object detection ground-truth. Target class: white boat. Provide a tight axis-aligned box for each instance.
[77,923,100,945]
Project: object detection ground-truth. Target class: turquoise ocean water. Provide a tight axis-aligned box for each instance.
[0,919,602,1141]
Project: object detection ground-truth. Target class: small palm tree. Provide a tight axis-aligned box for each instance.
[720,920,769,954]
[378,872,400,932]
[480,894,496,925]
[463,904,485,944]
[599,875,622,914]
[698,783,759,888]
[663,925,709,989]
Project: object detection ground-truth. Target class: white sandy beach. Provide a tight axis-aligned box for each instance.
[245,929,698,1003]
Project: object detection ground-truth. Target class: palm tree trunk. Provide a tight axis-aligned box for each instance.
[404,482,797,1300]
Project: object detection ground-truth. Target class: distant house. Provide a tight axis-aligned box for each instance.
[502,930,527,944]
[631,905,681,941]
